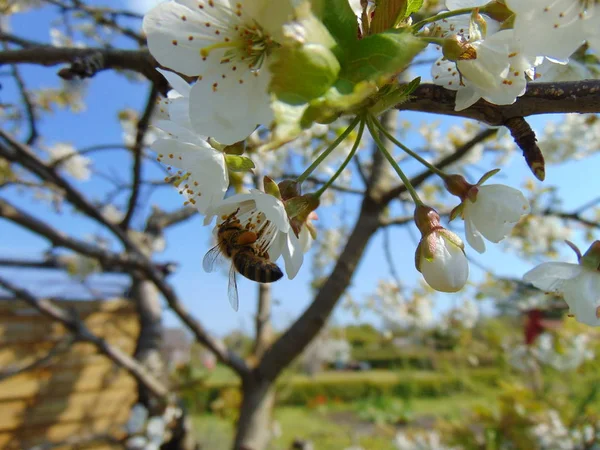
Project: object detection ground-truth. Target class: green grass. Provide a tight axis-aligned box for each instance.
[192,390,499,450]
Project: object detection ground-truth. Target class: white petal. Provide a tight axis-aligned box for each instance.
[454,86,481,111]
[282,231,304,280]
[464,213,486,253]
[152,139,228,214]
[143,2,212,76]
[249,189,290,232]
[562,269,600,326]
[156,68,191,97]
[523,262,582,293]
[189,69,273,144]
[420,235,469,292]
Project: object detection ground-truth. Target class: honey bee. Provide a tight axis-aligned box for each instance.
[203,209,284,311]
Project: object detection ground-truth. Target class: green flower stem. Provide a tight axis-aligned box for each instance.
[411,7,478,32]
[366,116,423,206]
[296,115,362,184]
[314,118,366,198]
[369,113,448,180]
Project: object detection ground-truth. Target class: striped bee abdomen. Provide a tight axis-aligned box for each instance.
[233,250,283,284]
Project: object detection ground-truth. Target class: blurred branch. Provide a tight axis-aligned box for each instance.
[0,131,135,247]
[0,32,38,47]
[281,173,364,195]
[380,128,497,205]
[145,205,198,233]
[0,335,74,382]
[400,81,600,125]
[0,197,140,268]
[120,83,160,230]
[0,276,170,400]
[0,46,167,92]
[6,59,37,145]
[353,154,368,186]
[45,0,145,44]
[543,208,600,229]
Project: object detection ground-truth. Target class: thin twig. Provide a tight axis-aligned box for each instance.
[121,84,160,230]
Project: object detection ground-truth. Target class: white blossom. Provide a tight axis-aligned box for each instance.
[506,0,600,63]
[417,230,469,293]
[523,261,600,326]
[47,143,92,181]
[151,71,229,215]
[204,189,303,279]
[143,0,295,144]
[462,183,530,253]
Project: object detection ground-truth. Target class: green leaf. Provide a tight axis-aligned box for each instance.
[269,44,340,104]
[476,168,501,186]
[301,79,378,127]
[405,0,424,17]
[311,0,359,50]
[340,31,426,84]
[225,155,255,172]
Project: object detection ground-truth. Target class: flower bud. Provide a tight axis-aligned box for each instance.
[414,205,469,293]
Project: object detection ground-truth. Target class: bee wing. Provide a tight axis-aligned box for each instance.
[203,244,224,273]
[227,263,240,312]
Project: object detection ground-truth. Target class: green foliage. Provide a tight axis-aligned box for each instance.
[224,155,255,172]
[311,0,359,52]
[188,369,500,412]
[270,44,340,104]
[351,346,499,369]
[340,31,426,84]
[354,395,413,425]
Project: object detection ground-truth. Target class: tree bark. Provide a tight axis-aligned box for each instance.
[233,376,276,450]
[132,276,167,414]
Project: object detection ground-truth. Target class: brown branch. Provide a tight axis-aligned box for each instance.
[0,131,135,247]
[543,209,600,229]
[1,38,38,145]
[0,198,141,268]
[399,81,600,125]
[121,84,160,230]
[0,46,167,92]
[0,276,169,400]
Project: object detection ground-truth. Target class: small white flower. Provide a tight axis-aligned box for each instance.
[204,189,303,279]
[432,29,540,110]
[505,0,598,63]
[463,184,530,253]
[48,143,92,181]
[143,0,295,144]
[417,230,469,293]
[151,71,229,214]
[523,261,600,326]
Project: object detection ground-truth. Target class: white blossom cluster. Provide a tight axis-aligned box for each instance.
[430,0,600,111]
[395,430,459,450]
[139,0,600,321]
[47,143,92,181]
[539,114,600,163]
[506,332,594,372]
[531,410,600,450]
[125,403,183,450]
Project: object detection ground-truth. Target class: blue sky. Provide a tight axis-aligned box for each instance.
[2,1,600,337]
